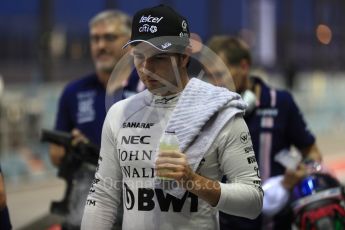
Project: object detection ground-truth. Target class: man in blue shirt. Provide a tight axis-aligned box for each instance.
[206,36,322,230]
[50,10,141,229]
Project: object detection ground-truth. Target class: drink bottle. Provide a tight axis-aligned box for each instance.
[157,131,179,182]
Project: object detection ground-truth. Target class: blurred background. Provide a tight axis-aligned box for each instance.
[0,0,344,229]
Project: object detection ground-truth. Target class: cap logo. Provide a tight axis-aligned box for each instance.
[139,15,164,24]
[181,20,188,31]
[139,24,158,33]
[179,32,188,38]
[139,24,150,33]
[126,8,190,49]
[161,42,172,49]
[149,25,158,33]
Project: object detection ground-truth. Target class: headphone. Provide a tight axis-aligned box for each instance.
[242,89,256,115]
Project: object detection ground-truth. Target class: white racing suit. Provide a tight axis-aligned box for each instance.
[81,89,263,230]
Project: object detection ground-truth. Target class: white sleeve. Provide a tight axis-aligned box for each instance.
[81,112,123,230]
[215,115,263,219]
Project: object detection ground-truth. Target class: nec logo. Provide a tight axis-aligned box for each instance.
[121,136,151,145]
[139,15,164,23]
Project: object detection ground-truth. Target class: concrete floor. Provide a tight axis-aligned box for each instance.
[6,177,65,230]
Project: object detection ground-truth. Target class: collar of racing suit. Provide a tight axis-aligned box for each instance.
[144,91,181,108]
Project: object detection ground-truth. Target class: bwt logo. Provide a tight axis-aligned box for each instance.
[121,136,151,145]
[123,183,198,212]
[139,15,164,23]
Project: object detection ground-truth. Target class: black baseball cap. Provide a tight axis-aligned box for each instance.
[123,4,190,52]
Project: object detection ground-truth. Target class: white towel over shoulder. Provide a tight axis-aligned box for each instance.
[156,78,247,198]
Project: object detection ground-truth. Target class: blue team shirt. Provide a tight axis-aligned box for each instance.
[55,72,140,146]
[245,77,315,179]
[220,76,316,230]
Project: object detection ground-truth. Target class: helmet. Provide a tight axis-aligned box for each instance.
[292,172,345,230]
